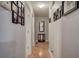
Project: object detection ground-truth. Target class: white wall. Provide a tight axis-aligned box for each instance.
[53,19,62,58]
[48,2,54,52]
[35,17,49,42]
[48,23,54,51]
[0,1,35,58]
[0,5,26,58]
[62,9,79,58]
[49,1,79,58]
[49,1,62,58]
[25,2,35,57]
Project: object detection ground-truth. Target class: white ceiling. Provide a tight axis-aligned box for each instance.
[31,1,49,17]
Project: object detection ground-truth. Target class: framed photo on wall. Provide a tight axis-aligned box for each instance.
[21,17,25,25]
[39,21,45,32]
[53,11,57,21]
[18,1,25,26]
[22,5,24,17]
[18,16,21,24]
[12,11,18,23]
[63,1,78,15]
[57,9,60,19]
[53,4,64,22]
[49,18,51,23]
[11,1,18,24]
[11,1,25,26]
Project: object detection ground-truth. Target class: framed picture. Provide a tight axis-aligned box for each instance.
[18,7,21,16]
[57,9,60,19]
[39,21,45,32]
[59,8,61,19]
[58,5,64,19]
[61,4,64,17]
[63,1,78,15]
[49,18,51,23]
[12,11,18,23]
[53,11,57,21]
[12,4,18,13]
[21,2,25,26]
[22,5,24,17]
[18,16,21,24]
[21,17,24,25]
[18,1,25,26]
[11,1,18,24]
[53,5,63,22]
[13,1,18,5]
[18,1,21,8]
[59,6,63,18]
[11,1,25,25]
[11,1,18,13]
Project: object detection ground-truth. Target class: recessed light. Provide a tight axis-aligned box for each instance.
[38,4,45,8]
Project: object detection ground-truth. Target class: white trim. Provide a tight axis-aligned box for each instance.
[48,49,54,58]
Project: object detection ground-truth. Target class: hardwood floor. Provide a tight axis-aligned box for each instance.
[28,42,51,58]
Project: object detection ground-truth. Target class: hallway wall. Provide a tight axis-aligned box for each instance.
[0,1,35,58]
[49,1,79,58]
[0,2,26,57]
[62,8,79,58]
[49,1,62,58]
[35,17,49,42]
[25,2,35,57]
[48,2,54,52]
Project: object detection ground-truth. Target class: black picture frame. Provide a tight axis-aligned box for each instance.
[21,17,25,25]
[39,21,45,32]
[56,5,63,20]
[18,1,25,26]
[49,18,51,23]
[53,2,64,22]
[12,11,18,23]
[59,6,63,18]
[11,1,18,24]
[53,11,57,21]
[22,5,24,17]
[57,9,60,19]
[63,1,78,15]
[53,1,79,22]
[11,1,25,26]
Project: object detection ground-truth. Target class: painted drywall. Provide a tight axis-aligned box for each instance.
[0,7,15,58]
[49,1,79,58]
[62,9,79,58]
[48,2,54,52]
[0,6,26,58]
[25,2,35,57]
[0,1,35,58]
[35,17,49,42]
[14,24,26,58]
[49,1,62,58]
[48,23,54,51]
[53,19,62,58]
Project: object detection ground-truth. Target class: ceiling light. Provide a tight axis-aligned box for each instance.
[39,4,45,8]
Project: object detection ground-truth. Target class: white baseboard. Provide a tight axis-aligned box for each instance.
[25,48,32,58]
[48,49,54,58]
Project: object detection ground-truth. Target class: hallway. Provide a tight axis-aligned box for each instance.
[0,1,79,58]
[28,42,51,58]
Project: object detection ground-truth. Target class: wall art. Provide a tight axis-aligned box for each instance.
[63,1,78,15]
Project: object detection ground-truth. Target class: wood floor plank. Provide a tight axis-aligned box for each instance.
[28,42,51,58]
